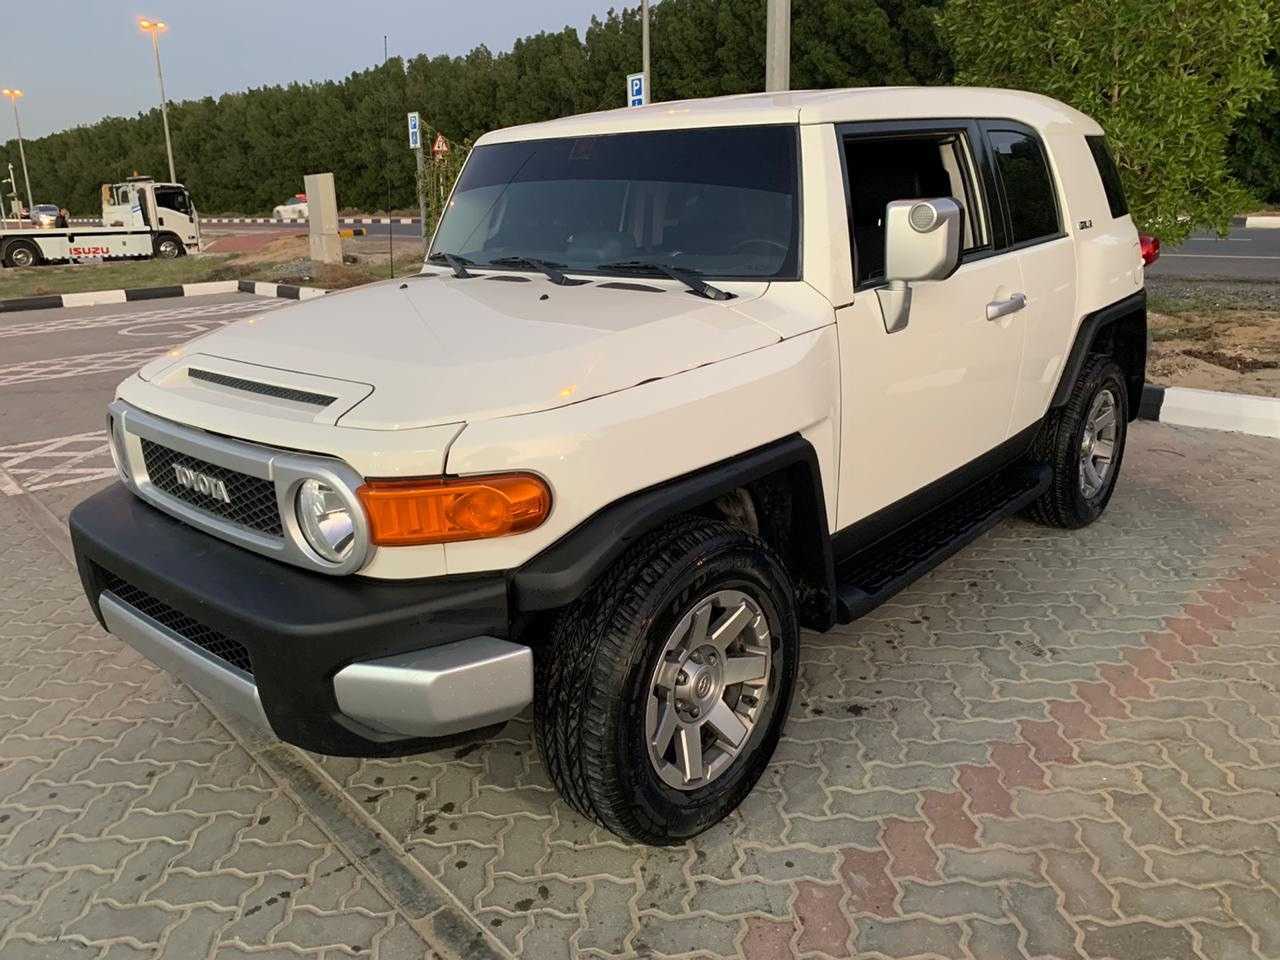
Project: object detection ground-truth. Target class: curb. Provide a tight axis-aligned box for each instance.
[0,278,326,313]
[1139,383,1280,439]
[69,216,421,226]
[1230,214,1280,229]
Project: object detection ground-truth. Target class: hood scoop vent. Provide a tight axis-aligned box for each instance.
[187,368,337,408]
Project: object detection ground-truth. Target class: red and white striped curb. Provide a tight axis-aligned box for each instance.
[68,216,420,226]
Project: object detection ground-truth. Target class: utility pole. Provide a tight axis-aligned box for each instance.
[1,90,34,215]
[138,19,177,182]
[765,0,791,92]
[641,0,651,103]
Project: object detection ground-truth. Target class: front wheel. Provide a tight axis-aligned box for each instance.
[1025,355,1129,529]
[535,517,798,845]
[154,235,182,259]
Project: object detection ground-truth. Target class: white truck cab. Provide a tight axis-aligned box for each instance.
[71,87,1151,844]
[1,175,199,267]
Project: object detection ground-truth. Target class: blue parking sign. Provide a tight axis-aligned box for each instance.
[626,72,646,107]
[407,112,421,150]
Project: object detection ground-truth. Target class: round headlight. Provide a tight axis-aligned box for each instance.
[295,479,356,563]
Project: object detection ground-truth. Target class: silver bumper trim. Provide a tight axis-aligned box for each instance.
[99,592,272,733]
[333,637,533,738]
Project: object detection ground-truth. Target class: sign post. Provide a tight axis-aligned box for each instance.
[408,112,427,254]
[626,72,647,108]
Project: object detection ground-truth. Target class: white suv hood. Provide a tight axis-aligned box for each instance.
[146,272,780,430]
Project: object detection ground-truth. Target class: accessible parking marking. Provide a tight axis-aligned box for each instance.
[0,429,115,494]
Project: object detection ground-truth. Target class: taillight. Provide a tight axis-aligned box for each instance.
[1140,234,1160,266]
[357,473,552,546]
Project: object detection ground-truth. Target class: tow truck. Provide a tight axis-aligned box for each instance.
[0,175,200,268]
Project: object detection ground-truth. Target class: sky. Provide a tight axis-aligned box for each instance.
[2,1,617,140]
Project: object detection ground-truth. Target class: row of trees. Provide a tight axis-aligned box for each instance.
[2,0,1277,240]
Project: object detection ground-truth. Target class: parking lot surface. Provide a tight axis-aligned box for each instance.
[2,295,1279,959]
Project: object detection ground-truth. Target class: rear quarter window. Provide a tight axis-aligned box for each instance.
[1085,135,1129,218]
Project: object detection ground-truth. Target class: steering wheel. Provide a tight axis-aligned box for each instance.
[730,238,788,256]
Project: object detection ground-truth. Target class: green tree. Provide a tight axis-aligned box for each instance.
[938,0,1277,242]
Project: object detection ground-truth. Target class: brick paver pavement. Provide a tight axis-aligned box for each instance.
[312,422,1280,959]
[0,495,437,959]
[3,418,1279,959]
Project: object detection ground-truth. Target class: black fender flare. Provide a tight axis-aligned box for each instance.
[1050,290,1147,419]
[512,434,837,629]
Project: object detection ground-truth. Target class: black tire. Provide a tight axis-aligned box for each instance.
[1025,355,1129,529]
[3,240,40,268]
[154,234,183,259]
[535,516,798,845]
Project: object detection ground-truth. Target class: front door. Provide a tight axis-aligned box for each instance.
[833,121,1027,530]
[152,185,199,248]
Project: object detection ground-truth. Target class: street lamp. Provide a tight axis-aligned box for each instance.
[0,88,34,216]
[138,18,176,183]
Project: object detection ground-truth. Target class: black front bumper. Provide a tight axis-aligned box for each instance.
[70,484,511,756]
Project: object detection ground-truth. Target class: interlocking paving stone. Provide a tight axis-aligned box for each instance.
[5,404,1280,958]
[0,494,437,958]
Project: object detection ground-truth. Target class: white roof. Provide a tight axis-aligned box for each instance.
[477,86,1101,145]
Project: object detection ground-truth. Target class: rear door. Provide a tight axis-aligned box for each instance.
[832,120,1027,528]
[980,122,1077,434]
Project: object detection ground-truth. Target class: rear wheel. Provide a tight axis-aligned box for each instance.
[1025,355,1129,529]
[3,240,40,268]
[535,517,798,845]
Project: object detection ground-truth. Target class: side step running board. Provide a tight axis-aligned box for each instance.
[835,464,1052,623]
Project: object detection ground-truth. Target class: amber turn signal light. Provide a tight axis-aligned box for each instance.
[357,473,551,546]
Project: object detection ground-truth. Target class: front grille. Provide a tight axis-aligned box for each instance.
[188,368,337,408]
[98,568,254,676]
[141,438,283,536]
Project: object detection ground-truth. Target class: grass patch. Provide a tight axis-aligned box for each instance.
[0,246,420,301]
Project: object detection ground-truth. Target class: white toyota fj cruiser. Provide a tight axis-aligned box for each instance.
[71,87,1153,844]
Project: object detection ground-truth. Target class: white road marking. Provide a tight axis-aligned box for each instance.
[0,345,170,386]
[0,430,116,494]
[0,297,282,340]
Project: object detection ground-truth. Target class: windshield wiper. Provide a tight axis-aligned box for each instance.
[486,256,585,286]
[426,251,475,278]
[594,261,734,301]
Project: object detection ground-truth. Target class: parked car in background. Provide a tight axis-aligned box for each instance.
[273,194,308,220]
[28,204,64,228]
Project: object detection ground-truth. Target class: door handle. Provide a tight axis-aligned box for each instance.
[986,293,1027,321]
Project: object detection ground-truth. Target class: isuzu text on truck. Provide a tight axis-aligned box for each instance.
[0,175,199,267]
[71,87,1155,844]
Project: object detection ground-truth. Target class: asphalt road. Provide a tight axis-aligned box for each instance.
[1149,225,1280,281]
[4,292,1280,959]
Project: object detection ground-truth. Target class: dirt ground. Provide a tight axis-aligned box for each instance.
[1145,278,1280,397]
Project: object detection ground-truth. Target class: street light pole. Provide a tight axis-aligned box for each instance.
[139,18,176,183]
[641,0,651,104]
[1,89,34,215]
[765,0,791,92]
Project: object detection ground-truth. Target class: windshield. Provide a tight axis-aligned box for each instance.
[430,125,799,279]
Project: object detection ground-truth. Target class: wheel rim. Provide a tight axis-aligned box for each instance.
[11,247,33,267]
[1079,387,1118,498]
[644,588,772,791]
[159,240,179,258]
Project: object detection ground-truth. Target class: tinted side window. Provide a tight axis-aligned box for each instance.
[154,187,190,215]
[1085,135,1129,218]
[843,132,987,286]
[988,130,1059,245]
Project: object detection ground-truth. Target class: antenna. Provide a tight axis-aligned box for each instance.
[384,34,393,279]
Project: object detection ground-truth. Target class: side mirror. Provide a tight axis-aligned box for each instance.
[876,197,963,333]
